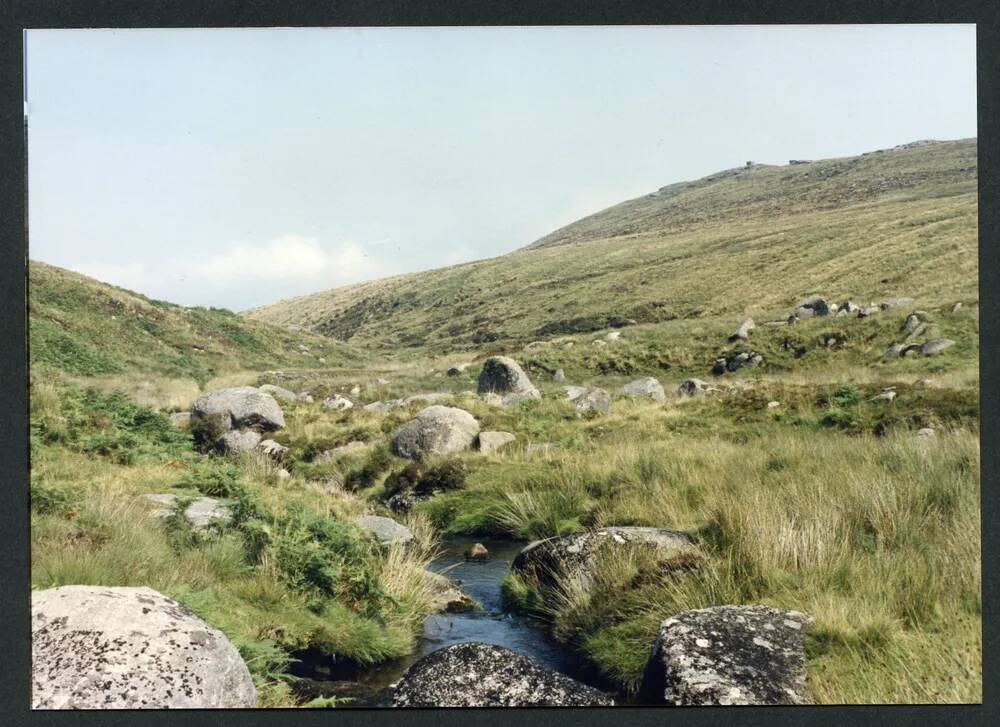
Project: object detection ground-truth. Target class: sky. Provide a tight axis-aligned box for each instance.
[25,25,977,311]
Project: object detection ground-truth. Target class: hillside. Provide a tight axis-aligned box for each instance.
[29,260,361,384]
[246,138,977,354]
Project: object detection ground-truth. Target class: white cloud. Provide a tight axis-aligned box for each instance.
[185,234,376,284]
[72,260,149,291]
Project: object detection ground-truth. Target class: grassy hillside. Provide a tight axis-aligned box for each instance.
[29,261,364,407]
[246,138,977,356]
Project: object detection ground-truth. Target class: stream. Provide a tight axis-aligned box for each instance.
[289,536,616,707]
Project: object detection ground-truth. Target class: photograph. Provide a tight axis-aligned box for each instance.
[24,23,981,709]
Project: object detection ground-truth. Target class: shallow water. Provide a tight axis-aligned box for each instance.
[291,535,610,707]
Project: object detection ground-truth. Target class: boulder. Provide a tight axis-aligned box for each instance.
[350,385,362,396]
[191,386,284,432]
[356,515,414,546]
[258,384,296,402]
[564,385,588,401]
[512,526,697,586]
[553,369,566,382]
[592,339,607,348]
[921,339,955,356]
[904,323,928,342]
[391,643,614,707]
[256,439,288,461]
[168,412,190,428]
[477,356,540,403]
[622,377,667,403]
[574,388,612,416]
[639,605,811,706]
[478,431,516,455]
[217,429,262,454]
[32,586,256,709]
[277,468,291,479]
[729,318,755,342]
[143,494,232,530]
[390,406,480,459]
[364,399,404,414]
[677,378,717,397]
[322,395,354,411]
[882,343,906,361]
[836,300,859,316]
[767,401,781,409]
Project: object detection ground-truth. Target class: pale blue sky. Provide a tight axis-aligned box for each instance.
[26,25,976,310]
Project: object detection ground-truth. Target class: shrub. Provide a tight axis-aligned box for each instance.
[190,413,230,451]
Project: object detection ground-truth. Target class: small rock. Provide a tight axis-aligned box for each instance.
[217,429,262,454]
[256,439,289,461]
[729,317,755,342]
[921,339,955,356]
[553,369,566,382]
[478,431,516,455]
[465,543,489,561]
[592,339,607,347]
[952,302,963,313]
[143,494,232,530]
[767,401,780,409]
[357,515,414,546]
[574,387,612,416]
[621,377,666,403]
[870,390,897,402]
[376,378,391,386]
[296,392,313,403]
[350,385,361,396]
[914,378,934,388]
[321,440,369,460]
[605,331,621,341]
[677,378,718,397]
[917,428,936,438]
[322,395,354,411]
[277,468,291,479]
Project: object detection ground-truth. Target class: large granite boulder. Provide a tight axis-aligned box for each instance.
[391,643,614,707]
[512,526,697,586]
[31,586,256,709]
[390,406,480,459]
[622,377,666,403]
[191,386,284,433]
[639,605,811,706]
[477,356,540,405]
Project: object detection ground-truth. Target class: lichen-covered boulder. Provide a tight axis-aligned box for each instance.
[391,643,614,707]
[191,386,284,433]
[32,586,256,709]
[356,514,414,546]
[512,526,697,586]
[477,356,540,405]
[622,377,666,403]
[390,405,480,459]
[639,605,811,706]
